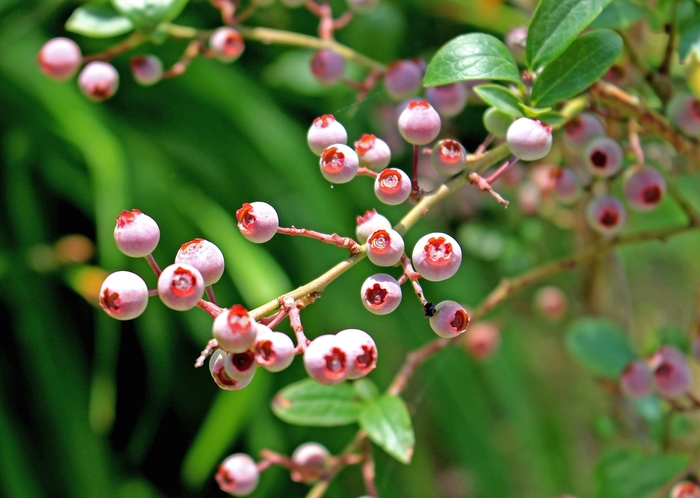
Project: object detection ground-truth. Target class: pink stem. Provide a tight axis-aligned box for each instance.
[277,226,361,254]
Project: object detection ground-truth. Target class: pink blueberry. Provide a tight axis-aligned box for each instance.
[336,328,377,380]
[360,273,402,315]
[212,304,258,353]
[583,136,624,178]
[114,209,160,257]
[78,61,119,101]
[411,232,462,281]
[253,325,296,372]
[236,201,279,243]
[431,139,467,176]
[319,144,359,183]
[130,55,163,86]
[563,113,606,150]
[398,100,442,145]
[99,271,148,320]
[157,263,205,311]
[224,350,257,380]
[430,300,471,338]
[175,238,225,286]
[425,82,468,118]
[355,209,392,244]
[209,349,253,390]
[585,195,626,236]
[303,334,348,385]
[623,166,666,211]
[354,134,392,171]
[37,37,82,81]
[307,114,348,156]
[384,59,423,100]
[209,27,245,63]
[216,453,259,496]
[310,49,345,85]
[290,442,331,484]
[619,360,652,398]
[374,168,411,205]
[506,118,552,161]
[366,228,404,267]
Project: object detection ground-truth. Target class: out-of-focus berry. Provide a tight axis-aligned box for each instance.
[620,360,652,398]
[670,481,700,498]
[355,134,392,171]
[550,167,581,204]
[533,286,567,320]
[506,118,552,161]
[78,61,119,101]
[303,334,348,385]
[411,232,462,281]
[290,442,331,484]
[384,60,423,100]
[37,37,82,80]
[367,228,404,267]
[336,328,377,379]
[583,136,624,178]
[320,144,359,184]
[505,26,527,64]
[360,273,402,315]
[425,82,468,118]
[114,209,160,257]
[175,238,225,286]
[157,263,205,311]
[236,201,279,243]
[216,453,260,496]
[666,93,700,137]
[99,271,148,320]
[585,195,626,236]
[307,115,348,156]
[311,49,345,85]
[431,139,467,176]
[464,322,500,360]
[374,168,411,205]
[623,166,666,211]
[209,27,245,63]
[563,113,606,151]
[130,55,163,86]
[356,209,392,244]
[430,300,470,338]
[212,305,258,353]
[648,345,692,398]
[397,100,442,145]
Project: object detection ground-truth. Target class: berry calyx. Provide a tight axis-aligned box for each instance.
[209,349,253,390]
[157,263,205,311]
[354,134,392,171]
[397,100,442,145]
[336,328,377,380]
[303,334,348,385]
[216,453,260,496]
[209,27,245,63]
[212,304,258,353]
[175,238,225,286]
[236,201,279,243]
[585,195,626,236]
[360,273,402,315]
[99,271,149,321]
[114,209,160,257]
[430,300,470,338]
[253,325,296,372]
[431,139,467,176]
[356,209,392,244]
[307,115,348,156]
[623,166,666,211]
[319,144,359,184]
[224,350,257,380]
[310,49,346,85]
[583,136,624,178]
[78,61,119,101]
[37,37,82,81]
[366,228,404,267]
[506,118,552,161]
[374,168,411,205]
[562,112,606,150]
[411,232,462,281]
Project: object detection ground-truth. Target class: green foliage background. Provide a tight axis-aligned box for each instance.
[2,0,700,497]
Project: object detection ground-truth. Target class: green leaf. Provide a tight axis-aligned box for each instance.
[679,20,700,62]
[565,317,636,378]
[596,448,689,498]
[531,30,622,107]
[526,0,614,70]
[424,33,521,87]
[65,4,134,38]
[352,378,380,402]
[272,379,364,426]
[534,111,565,125]
[591,0,644,29]
[517,103,552,117]
[112,0,188,33]
[359,395,415,464]
[473,84,524,117]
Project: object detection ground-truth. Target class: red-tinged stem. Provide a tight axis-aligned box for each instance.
[356,167,379,179]
[475,133,494,156]
[144,253,162,276]
[400,254,433,316]
[205,285,217,306]
[467,171,510,207]
[484,155,517,184]
[627,119,645,167]
[277,226,361,254]
[194,338,219,368]
[211,0,236,26]
[82,33,146,63]
[332,11,354,30]
[284,298,309,352]
[361,440,377,498]
[410,144,422,199]
[197,299,224,318]
[259,308,288,329]
[163,40,203,79]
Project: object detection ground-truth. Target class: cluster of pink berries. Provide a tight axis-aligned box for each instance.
[619,345,694,399]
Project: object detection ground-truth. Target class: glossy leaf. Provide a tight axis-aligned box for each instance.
[531,29,622,107]
[112,0,188,32]
[272,379,364,426]
[359,395,415,464]
[66,4,134,38]
[526,0,614,70]
[424,33,521,86]
[565,318,636,378]
[517,103,553,117]
[591,0,644,29]
[473,84,524,117]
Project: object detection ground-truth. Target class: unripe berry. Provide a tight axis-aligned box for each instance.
[209,27,245,63]
[336,328,377,379]
[78,61,119,101]
[398,100,442,145]
[310,49,345,85]
[253,325,296,372]
[130,55,163,86]
[533,286,567,320]
[623,166,666,211]
[648,345,692,398]
[374,168,411,205]
[216,453,260,496]
[224,350,257,381]
[175,238,225,286]
[307,115,348,156]
[37,37,82,81]
[670,481,700,498]
[114,209,160,257]
[213,305,258,353]
[431,139,467,176]
[666,93,700,137]
[236,201,279,243]
[209,349,253,390]
[562,113,606,150]
[366,228,404,267]
[361,273,402,315]
[290,442,331,484]
[99,271,149,320]
[583,136,624,178]
[320,144,359,183]
[157,263,204,311]
[619,360,652,398]
[425,82,468,118]
[354,134,392,171]
[464,322,500,360]
[384,60,423,100]
[506,118,552,161]
[482,107,515,138]
[505,26,527,64]
[303,334,348,385]
[550,167,581,204]
[411,232,462,281]
[356,209,392,244]
[430,300,471,338]
[585,195,626,236]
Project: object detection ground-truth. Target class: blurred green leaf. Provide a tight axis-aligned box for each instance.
[66,4,134,38]
[112,0,187,33]
[271,379,364,426]
[591,0,644,29]
[353,378,380,402]
[424,33,521,87]
[526,0,614,70]
[566,318,636,378]
[359,394,414,464]
[473,84,524,117]
[531,30,622,107]
[678,19,700,62]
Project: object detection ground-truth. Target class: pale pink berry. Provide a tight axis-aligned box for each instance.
[384,59,423,100]
[212,305,258,353]
[114,209,160,257]
[253,325,295,372]
[209,27,245,63]
[319,144,359,184]
[157,263,204,311]
[648,345,692,398]
[506,118,552,161]
[37,37,82,81]
[623,167,666,211]
[464,322,500,360]
[550,167,581,204]
[666,93,700,137]
[366,228,404,267]
[533,286,567,320]
[209,349,253,390]
[336,328,377,379]
[175,238,225,286]
[303,334,348,385]
[290,442,330,484]
[505,26,527,64]
[430,300,470,338]
[431,139,467,176]
[619,360,652,398]
[374,168,411,205]
[130,55,163,86]
[563,113,606,150]
[78,61,119,101]
[670,481,700,498]
[361,273,402,315]
[307,115,348,156]
[398,100,442,145]
[355,209,392,244]
[425,82,468,118]
[411,232,462,281]
[354,134,392,171]
[310,49,345,85]
[584,136,623,178]
[99,271,148,320]
[216,453,259,496]
[586,195,626,236]
[236,201,279,243]
[224,350,257,381]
